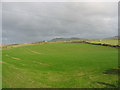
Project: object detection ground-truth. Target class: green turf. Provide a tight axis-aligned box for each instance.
[2,42,118,88]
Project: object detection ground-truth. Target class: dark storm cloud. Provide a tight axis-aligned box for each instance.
[2,2,118,44]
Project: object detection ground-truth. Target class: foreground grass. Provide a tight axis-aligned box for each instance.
[2,42,118,88]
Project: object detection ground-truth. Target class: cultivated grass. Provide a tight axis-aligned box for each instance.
[2,42,118,88]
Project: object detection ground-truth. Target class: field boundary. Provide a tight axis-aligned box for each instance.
[1,40,120,49]
[70,41,120,48]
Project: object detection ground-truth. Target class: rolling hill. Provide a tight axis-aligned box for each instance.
[51,37,88,41]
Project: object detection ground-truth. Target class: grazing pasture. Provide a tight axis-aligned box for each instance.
[87,40,119,46]
[2,42,118,88]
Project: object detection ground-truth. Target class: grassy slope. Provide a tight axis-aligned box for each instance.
[2,43,118,88]
[87,40,119,45]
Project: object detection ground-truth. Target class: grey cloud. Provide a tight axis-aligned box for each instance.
[2,2,118,44]
[0,2,2,44]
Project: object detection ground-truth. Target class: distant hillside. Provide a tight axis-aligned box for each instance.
[103,36,120,40]
[51,37,88,41]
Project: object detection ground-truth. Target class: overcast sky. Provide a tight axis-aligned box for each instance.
[2,2,118,44]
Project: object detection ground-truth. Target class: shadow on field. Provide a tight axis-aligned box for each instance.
[92,68,119,88]
[94,67,120,88]
[103,68,120,75]
[95,81,117,88]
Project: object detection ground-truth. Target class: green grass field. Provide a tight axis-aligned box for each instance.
[2,42,118,88]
